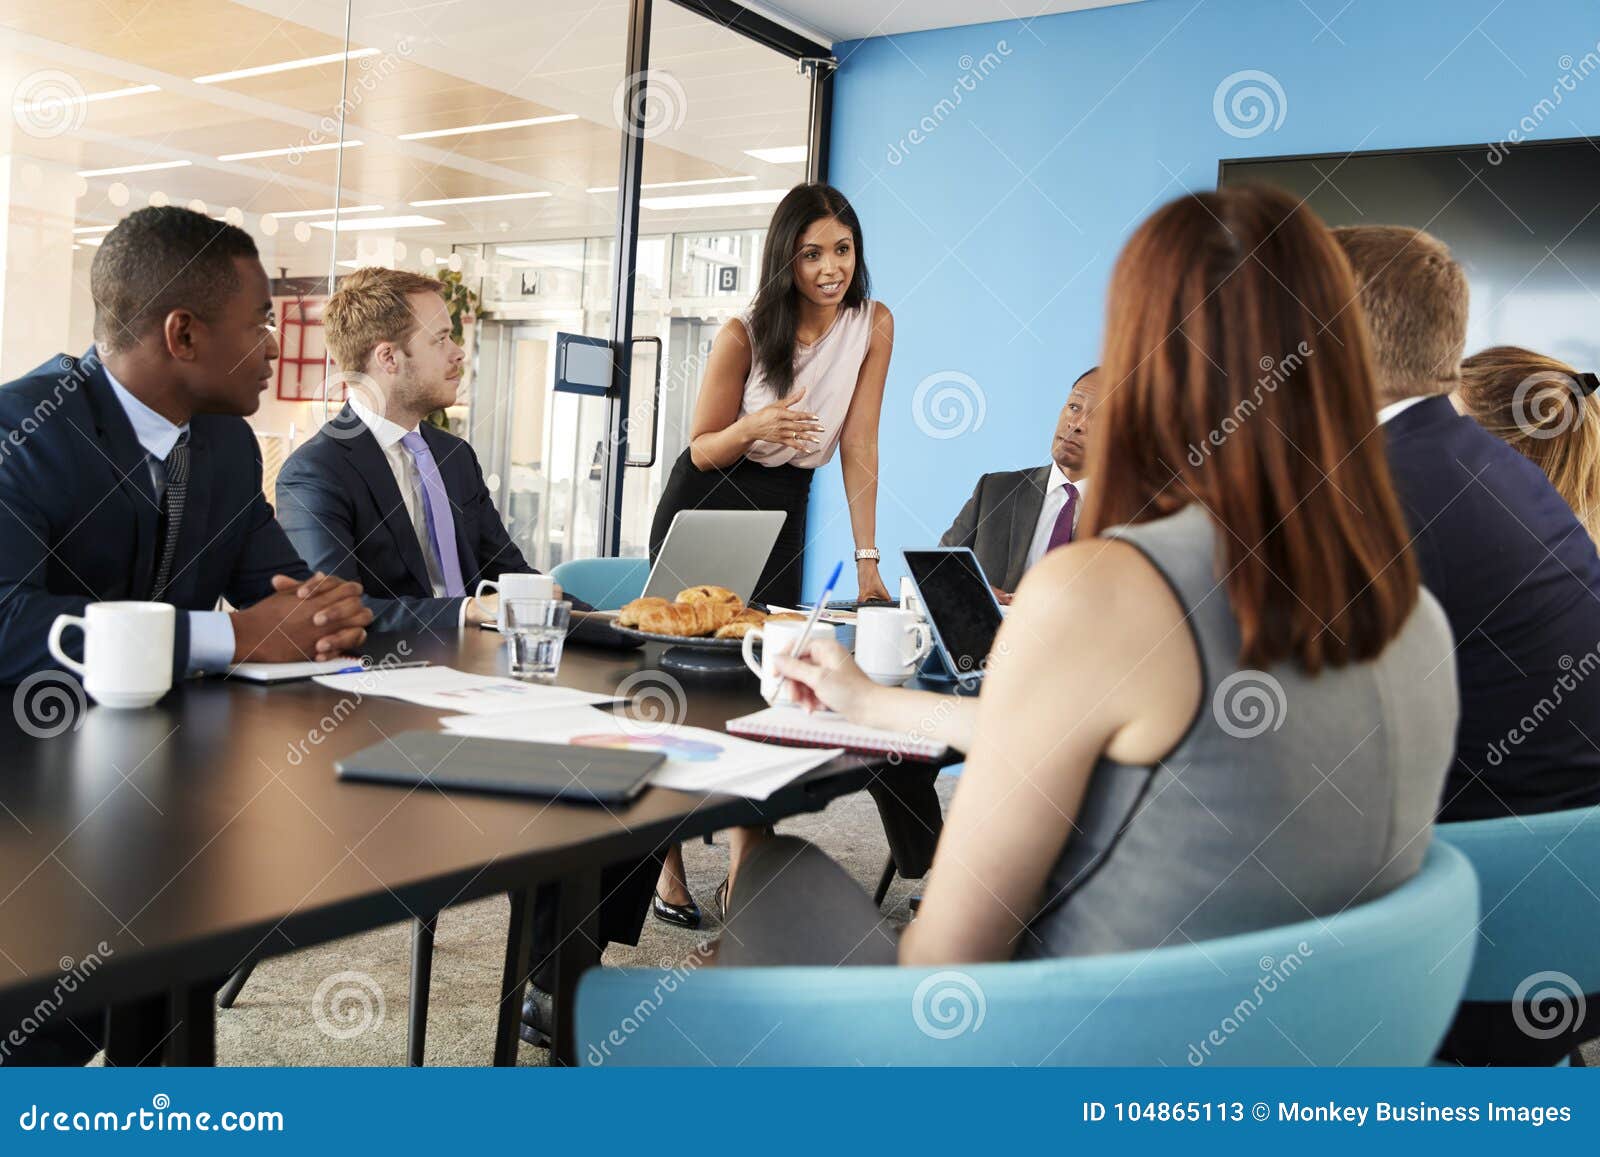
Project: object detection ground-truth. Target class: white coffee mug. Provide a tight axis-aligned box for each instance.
[741,620,838,706]
[47,601,175,708]
[854,606,933,686]
[475,573,555,631]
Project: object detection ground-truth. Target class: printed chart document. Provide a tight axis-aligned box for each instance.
[439,707,841,800]
[313,667,619,714]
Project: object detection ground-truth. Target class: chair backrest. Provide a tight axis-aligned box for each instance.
[255,429,295,504]
[550,557,650,611]
[577,842,1479,1066]
[1434,803,1600,1001]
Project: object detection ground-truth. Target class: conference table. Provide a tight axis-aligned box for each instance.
[0,628,951,1066]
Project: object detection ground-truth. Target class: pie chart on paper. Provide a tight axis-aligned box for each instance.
[570,732,724,763]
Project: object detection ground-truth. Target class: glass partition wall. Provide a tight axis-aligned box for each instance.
[1,0,831,567]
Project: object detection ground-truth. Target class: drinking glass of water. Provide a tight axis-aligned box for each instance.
[504,598,570,683]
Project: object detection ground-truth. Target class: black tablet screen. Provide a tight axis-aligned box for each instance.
[903,549,1004,679]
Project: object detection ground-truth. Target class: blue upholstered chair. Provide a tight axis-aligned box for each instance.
[551,557,651,611]
[1434,803,1600,1063]
[576,842,1479,1066]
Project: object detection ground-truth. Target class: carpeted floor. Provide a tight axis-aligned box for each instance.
[209,777,950,1066]
[198,770,1597,1068]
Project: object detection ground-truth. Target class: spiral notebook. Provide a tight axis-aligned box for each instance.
[726,707,949,762]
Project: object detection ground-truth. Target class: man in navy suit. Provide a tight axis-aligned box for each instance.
[1337,224,1600,1064]
[277,267,634,1049]
[1336,224,1600,823]
[0,207,372,687]
[275,266,576,634]
[0,207,373,1063]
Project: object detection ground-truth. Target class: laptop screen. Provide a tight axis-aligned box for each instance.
[903,549,1004,679]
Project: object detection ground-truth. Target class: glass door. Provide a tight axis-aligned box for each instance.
[298,0,637,563]
[609,1,822,558]
[470,237,616,570]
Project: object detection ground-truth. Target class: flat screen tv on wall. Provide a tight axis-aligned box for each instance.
[1220,138,1600,372]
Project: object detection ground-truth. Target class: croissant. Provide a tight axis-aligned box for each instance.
[617,596,671,628]
[713,620,761,640]
[676,584,743,611]
[636,599,738,637]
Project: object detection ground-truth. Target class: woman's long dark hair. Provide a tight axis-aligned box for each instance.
[747,183,871,398]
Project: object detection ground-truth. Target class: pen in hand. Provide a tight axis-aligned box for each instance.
[773,560,842,705]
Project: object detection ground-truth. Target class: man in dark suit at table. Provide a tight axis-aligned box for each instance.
[940,366,1098,603]
[276,266,583,636]
[0,206,373,1063]
[276,265,636,1050]
[1336,223,1600,1066]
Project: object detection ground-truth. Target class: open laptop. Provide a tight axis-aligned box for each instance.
[641,509,787,603]
[902,547,1006,687]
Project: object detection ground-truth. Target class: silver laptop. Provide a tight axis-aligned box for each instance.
[642,510,786,603]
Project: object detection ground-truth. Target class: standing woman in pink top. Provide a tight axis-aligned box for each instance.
[647,183,896,927]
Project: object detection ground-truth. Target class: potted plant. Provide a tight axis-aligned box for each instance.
[425,265,481,431]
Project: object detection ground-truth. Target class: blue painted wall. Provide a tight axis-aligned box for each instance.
[804,0,1600,597]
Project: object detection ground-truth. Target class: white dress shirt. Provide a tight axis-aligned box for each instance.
[101,363,234,673]
[347,397,472,624]
[1376,395,1430,425]
[1024,465,1089,572]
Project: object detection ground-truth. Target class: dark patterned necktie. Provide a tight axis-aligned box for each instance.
[151,430,190,600]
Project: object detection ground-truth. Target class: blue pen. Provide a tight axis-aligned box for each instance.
[333,660,431,675]
[774,560,843,703]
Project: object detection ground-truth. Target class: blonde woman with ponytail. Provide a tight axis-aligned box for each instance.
[1457,346,1600,547]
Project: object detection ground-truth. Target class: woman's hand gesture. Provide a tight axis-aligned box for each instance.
[738,387,825,453]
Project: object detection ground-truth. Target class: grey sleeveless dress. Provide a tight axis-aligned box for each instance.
[1019,503,1459,959]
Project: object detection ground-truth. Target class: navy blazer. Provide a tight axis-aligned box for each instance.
[0,349,308,684]
[276,405,552,634]
[1383,396,1600,820]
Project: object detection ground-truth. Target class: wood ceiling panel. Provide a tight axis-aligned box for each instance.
[7,0,812,277]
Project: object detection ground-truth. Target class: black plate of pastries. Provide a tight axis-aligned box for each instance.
[610,585,808,651]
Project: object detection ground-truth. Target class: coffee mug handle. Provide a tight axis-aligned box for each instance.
[47,614,88,678]
[475,579,499,601]
[908,622,933,664]
[740,628,765,679]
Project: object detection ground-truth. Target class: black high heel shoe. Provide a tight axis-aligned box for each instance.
[651,890,702,930]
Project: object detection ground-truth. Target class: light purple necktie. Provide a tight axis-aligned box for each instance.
[399,431,466,597]
[1046,481,1080,554]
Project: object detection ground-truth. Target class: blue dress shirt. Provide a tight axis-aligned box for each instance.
[101,365,236,673]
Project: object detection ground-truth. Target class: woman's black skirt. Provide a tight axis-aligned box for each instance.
[648,448,814,607]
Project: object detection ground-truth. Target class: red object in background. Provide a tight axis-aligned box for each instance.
[276,295,341,402]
